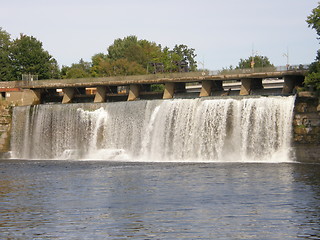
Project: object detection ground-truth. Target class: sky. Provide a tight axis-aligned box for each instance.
[1,0,319,70]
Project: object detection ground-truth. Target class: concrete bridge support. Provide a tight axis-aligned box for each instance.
[162,82,187,99]
[62,88,75,104]
[94,86,107,103]
[163,83,175,99]
[127,84,140,101]
[200,80,213,97]
[282,75,304,94]
[240,78,263,95]
[200,80,223,97]
[22,89,42,106]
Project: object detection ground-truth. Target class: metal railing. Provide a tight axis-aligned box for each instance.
[207,64,309,76]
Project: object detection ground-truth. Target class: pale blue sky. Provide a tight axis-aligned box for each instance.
[1,0,319,70]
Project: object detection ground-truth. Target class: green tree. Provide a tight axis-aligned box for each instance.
[236,55,274,69]
[90,53,110,77]
[10,34,60,80]
[63,58,91,79]
[107,35,162,71]
[305,3,320,91]
[0,28,14,81]
[111,58,145,76]
[106,36,197,74]
[172,44,197,71]
[307,2,320,39]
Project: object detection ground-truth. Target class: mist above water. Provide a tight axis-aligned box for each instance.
[10,96,296,162]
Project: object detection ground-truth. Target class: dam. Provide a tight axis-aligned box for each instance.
[9,96,295,162]
[1,70,320,239]
[0,67,319,162]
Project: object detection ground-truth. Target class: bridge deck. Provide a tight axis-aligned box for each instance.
[0,70,307,90]
[0,69,307,105]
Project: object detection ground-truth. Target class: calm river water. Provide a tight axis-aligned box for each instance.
[0,160,320,239]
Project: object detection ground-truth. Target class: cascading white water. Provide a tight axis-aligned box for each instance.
[10,96,296,162]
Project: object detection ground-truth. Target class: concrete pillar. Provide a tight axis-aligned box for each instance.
[200,80,225,97]
[163,82,175,99]
[94,86,107,103]
[200,80,213,97]
[127,84,140,101]
[22,89,42,105]
[282,75,304,94]
[240,78,263,95]
[240,79,251,95]
[62,88,75,104]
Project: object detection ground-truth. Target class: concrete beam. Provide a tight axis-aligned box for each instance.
[127,84,140,101]
[94,86,106,103]
[62,88,75,104]
[240,78,263,95]
[163,82,175,99]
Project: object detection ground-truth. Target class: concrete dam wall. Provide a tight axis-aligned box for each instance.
[0,94,318,163]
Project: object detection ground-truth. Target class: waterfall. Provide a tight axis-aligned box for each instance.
[10,96,296,162]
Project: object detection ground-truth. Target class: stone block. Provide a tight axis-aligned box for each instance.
[298,91,317,98]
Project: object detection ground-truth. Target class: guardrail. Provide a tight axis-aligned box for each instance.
[207,64,309,76]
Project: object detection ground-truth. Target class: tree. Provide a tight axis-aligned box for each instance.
[110,58,145,76]
[10,34,60,80]
[307,2,320,39]
[90,53,111,77]
[236,55,274,69]
[305,51,320,91]
[107,35,162,71]
[305,3,320,91]
[0,28,14,81]
[62,59,91,79]
[304,3,320,91]
[63,35,199,79]
[106,36,197,74]
[172,44,197,71]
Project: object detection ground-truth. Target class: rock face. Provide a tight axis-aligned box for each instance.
[0,102,13,155]
[293,92,320,162]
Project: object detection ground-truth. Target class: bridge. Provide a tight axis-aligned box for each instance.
[0,66,308,105]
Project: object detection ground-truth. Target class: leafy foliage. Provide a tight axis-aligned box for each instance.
[236,55,274,69]
[307,2,320,39]
[305,3,320,91]
[1,28,198,81]
[0,28,14,81]
[0,30,59,80]
[305,51,320,91]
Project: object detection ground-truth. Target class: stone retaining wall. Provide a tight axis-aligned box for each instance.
[293,92,320,162]
[0,102,13,155]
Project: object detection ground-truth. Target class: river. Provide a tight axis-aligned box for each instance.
[0,160,320,239]
[2,96,320,239]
